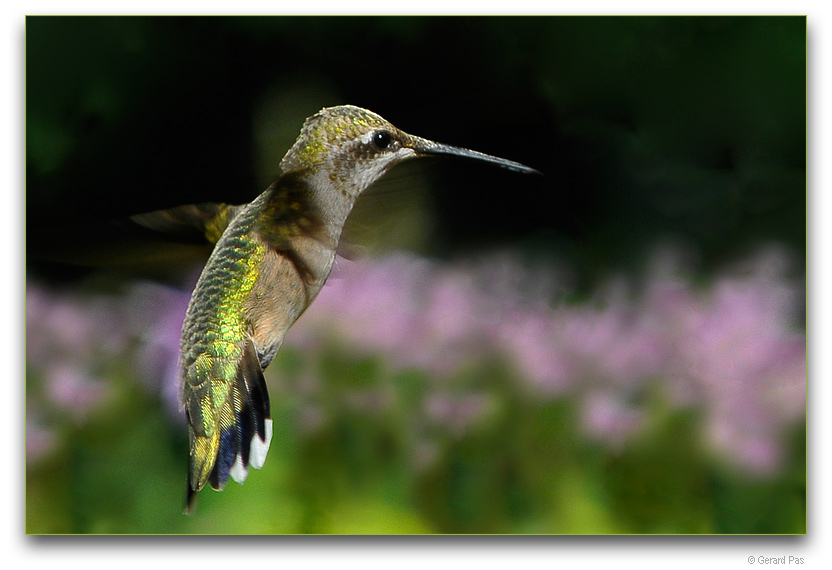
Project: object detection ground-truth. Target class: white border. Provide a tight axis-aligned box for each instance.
[7,3,824,568]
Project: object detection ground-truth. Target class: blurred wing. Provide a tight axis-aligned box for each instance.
[131,202,245,245]
[339,162,436,259]
[27,203,245,283]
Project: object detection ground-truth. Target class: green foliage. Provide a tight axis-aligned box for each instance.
[26,345,805,534]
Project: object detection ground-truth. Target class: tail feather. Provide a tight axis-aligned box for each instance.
[209,421,238,489]
[185,338,273,512]
[241,337,271,446]
[210,338,273,488]
[231,399,253,481]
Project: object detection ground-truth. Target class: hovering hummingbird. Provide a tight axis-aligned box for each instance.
[172,105,539,511]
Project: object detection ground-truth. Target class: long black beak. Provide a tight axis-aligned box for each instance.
[410,137,541,175]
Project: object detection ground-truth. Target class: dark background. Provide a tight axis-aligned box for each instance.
[26,16,806,289]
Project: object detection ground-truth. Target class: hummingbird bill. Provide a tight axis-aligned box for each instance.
[165,105,538,511]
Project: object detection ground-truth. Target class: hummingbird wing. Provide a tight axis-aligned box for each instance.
[131,202,246,245]
[27,203,246,284]
[339,166,435,258]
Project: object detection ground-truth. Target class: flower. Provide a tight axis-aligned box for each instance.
[286,245,806,474]
[26,243,805,475]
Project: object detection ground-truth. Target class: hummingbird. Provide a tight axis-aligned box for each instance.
[174,105,538,511]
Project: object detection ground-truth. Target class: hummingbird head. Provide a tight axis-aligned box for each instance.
[279,105,539,200]
[280,105,418,199]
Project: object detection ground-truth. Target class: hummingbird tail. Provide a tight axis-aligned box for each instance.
[185,339,273,512]
[213,338,273,488]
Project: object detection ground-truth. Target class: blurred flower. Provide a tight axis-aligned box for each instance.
[581,390,646,448]
[25,280,191,463]
[45,365,109,424]
[126,282,191,423]
[287,245,805,474]
[25,244,805,475]
[647,247,805,473]
[496,311,576,395]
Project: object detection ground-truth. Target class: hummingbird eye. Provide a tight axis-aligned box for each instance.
[372,130,392,150]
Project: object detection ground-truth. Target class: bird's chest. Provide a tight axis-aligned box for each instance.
[243,238,336,367]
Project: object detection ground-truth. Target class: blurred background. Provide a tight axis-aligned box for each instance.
[25,16,805,534]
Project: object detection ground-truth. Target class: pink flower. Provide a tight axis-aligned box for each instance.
[46,365,109,424]
[582,390,645,447]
